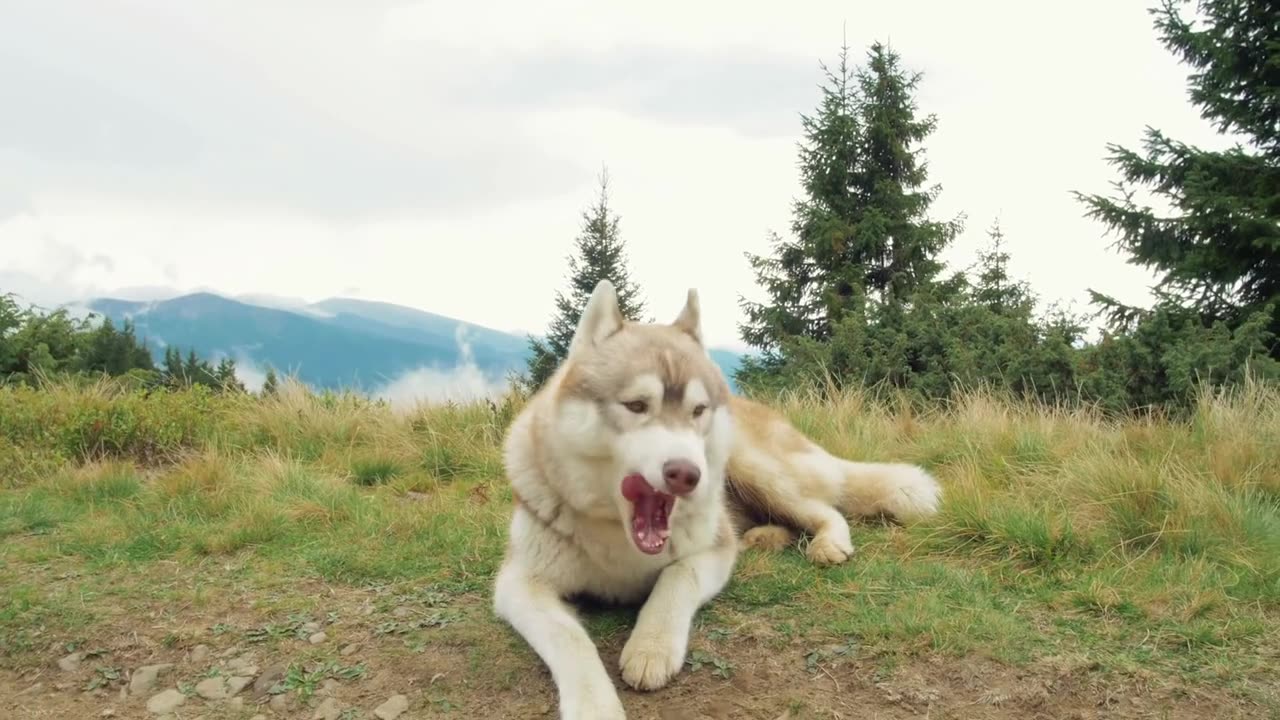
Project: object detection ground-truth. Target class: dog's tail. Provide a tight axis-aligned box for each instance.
[725,396,941,534]
[829,459,941,523]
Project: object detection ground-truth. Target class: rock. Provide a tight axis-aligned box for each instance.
[312,697,343,720]
[269,693,293,712]
[190,645,210,663]
[229,697,244,709]
[302,622,322,634]
[226,675,252,696]
[252,665,287,698]
[57,652,83,672]
[194,677,229,701]
[101,710,117,717]
[129,664,174,695]
[218,645,241,658]
[374,694,409,720]
[251,716,267,720]
[230,664,259,678]
[308,631,328,645]
[146,689,186,714]
[321,679,339,696]
[339,643,360,657]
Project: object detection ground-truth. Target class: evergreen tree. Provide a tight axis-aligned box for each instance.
[213,357,246,393]
[854,42,960,304]
[262,367,279,396]
[1074,0,1279,354]
[523,170,648,390]
[738,40,961,386]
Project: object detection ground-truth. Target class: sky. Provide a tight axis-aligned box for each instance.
[0,0,1232,352]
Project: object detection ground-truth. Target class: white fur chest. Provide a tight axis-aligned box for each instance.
[573,494,725,604]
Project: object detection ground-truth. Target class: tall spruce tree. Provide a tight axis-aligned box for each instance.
[1074,0,1279,354]
[854,42,959,304]
[522,170,648,390]
[738,40,960,384]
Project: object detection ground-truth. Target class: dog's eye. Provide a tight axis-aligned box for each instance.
[623,400,648,414]
[692,404,708,418]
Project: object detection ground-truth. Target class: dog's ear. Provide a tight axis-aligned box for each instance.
[672,288,702,344]
[568,279,625,355]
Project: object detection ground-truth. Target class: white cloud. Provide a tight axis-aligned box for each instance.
[0,0,1232,351]
[370,325,510,410]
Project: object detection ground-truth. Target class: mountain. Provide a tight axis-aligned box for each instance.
[84,292,746,394]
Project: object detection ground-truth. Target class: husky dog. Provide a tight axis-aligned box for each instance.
[493,280,941,719]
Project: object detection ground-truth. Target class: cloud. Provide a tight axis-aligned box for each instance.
[231,352,269,394]
[1,2,585,218]
[370,325,511,410]
[447,45,819,137]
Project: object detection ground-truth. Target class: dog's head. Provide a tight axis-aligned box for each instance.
[550,279,733,556]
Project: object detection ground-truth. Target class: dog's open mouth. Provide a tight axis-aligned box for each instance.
[621,473,675,555]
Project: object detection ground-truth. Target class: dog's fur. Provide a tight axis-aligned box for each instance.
[493,280,941,719]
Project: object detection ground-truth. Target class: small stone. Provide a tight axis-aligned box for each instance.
[308,631,327,645]
[252,665,286,698]
[218,645,241,658]
[312,697,342,720]
[302,622,322,634]
[146,689,185,714]
[226,675,252,696]
[194,677,229,701]
[190,645,210,663]
[226,656,253,671]
[129,664,173,695]
[391,606,411,618]
[269,693,293,712]
[58,652,83,672]
[230,664,259,678]
[374,694,409,720]
[251,716,267,720]
[339,643,360,657]
[101,710,117,717]
[321,679,339,696]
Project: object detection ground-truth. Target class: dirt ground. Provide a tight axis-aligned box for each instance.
[2,564,1273,720]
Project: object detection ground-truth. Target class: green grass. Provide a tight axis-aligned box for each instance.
[0,375,1277,698]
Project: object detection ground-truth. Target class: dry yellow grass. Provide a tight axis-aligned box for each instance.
[1,375,1278,713]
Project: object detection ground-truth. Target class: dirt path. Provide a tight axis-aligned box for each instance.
[2,577,1270,720]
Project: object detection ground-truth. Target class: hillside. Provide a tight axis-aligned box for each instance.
[84,292,746,394]
[1,379,1277,718]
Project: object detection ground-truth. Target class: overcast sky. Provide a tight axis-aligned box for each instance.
[0,0,1229,350]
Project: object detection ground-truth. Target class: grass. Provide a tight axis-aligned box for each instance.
[1,375,1278,709]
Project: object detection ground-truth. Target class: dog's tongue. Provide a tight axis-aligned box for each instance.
[622,474,673,555]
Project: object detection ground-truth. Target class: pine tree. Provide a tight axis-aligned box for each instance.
[854,42,960,305]
[1074,0,1279,354]
[740,41,864,358]
[262,367,279,397]
[738,40,960,384]
[523,170,648,390]
[972,218,1024,312]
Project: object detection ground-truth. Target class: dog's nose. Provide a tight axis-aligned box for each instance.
[663,459,701,496]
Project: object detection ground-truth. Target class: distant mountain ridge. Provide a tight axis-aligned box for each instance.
[83,292,745,395]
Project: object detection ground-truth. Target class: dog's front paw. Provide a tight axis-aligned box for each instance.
[805,533,854,566]
[619,631,684,691]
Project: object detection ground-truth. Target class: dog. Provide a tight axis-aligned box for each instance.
[493,280,941,719]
